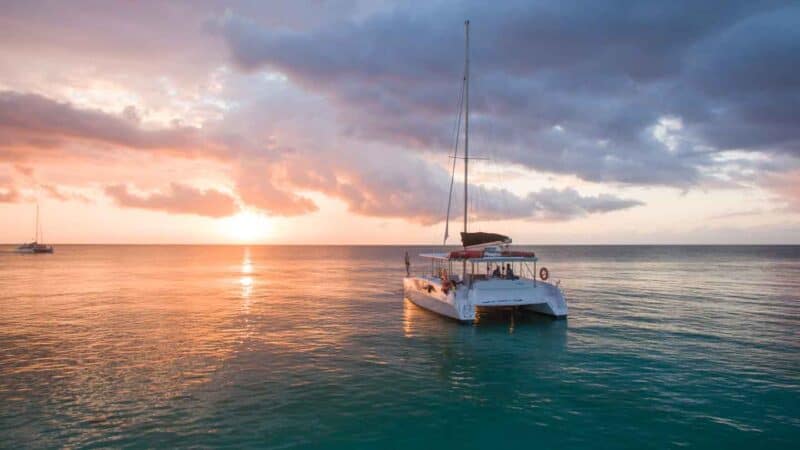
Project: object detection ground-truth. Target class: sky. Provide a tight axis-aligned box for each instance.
[0,0,798,244]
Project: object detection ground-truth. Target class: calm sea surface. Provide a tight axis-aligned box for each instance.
[1,245,798,449]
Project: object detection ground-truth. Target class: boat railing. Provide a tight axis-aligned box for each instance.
[405,268,438,279]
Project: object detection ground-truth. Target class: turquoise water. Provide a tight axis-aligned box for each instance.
[1,245,798,448]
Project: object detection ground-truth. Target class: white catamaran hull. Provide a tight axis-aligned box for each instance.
[403,276,567,322]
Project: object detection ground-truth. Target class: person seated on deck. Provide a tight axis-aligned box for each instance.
[492,265,502,278]
[506,264,515,280]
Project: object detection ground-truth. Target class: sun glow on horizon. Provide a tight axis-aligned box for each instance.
[220,211,273,243]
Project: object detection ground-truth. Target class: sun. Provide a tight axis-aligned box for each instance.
[222,211,272,242]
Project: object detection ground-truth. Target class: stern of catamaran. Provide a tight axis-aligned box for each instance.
[468,278,567,317]
[406,247,567,320]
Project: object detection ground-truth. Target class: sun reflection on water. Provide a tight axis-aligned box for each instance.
[240,276,253,298]
[240,248,253,307]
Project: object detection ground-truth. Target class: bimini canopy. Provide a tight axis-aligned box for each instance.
[461,232,511,248]
[420,249,537,262]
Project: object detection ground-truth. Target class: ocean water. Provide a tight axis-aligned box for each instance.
[0,245,798,449]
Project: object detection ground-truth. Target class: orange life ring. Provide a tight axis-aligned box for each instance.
[539,267,549,281]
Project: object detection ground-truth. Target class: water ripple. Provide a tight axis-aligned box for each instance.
[0,245,798,448]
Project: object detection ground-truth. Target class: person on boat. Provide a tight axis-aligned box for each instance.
[506,264,515,279]
[492,265,501,278]
[404,251,410,276]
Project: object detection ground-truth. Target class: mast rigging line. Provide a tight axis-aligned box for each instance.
[443,43,468,245]
[443,20,471,252]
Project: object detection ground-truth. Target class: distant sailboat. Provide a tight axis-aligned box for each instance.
[16,201,54,254]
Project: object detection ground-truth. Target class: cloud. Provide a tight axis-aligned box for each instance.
[0,91,228,161]
[763,170,800,212]
[42,184,91,203]
[525,188,644,220]
[6,1,794,230]
[104,183,239,217]
[0,172,19,202]
[210,79,646,224]
[234,161,318,216]
[708,209,767,220]
[0,89,321,217]
[262,148,642,225]
[214,1,800,187]
[0,186,19,203]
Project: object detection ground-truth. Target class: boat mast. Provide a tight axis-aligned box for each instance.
[35,201,40,243]
[462,20,470,280]
[463,20,470,236]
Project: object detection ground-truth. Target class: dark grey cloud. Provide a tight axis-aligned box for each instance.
[215,0,800,186]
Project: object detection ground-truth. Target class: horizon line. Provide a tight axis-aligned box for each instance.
[2,242,799,247]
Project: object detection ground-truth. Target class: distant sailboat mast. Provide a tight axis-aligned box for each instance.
[35,201,40,243]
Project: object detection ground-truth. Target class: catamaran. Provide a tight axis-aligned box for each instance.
[403,21,567,322]
[16,201,54,254]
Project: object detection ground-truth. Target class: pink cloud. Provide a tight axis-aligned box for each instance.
[0,91,224,161]
[0,89,642,223]
[264,149,642,224]
[104,183,238,218]
[0,173,19,202]
[235,163,318,216]
[764,170,800,212]
[42,184,91,203]
[0,187,19,203]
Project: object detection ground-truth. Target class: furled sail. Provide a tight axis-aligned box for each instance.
[460,232,512,248]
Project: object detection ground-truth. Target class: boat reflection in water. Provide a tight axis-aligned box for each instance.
[402,298,568,403]
[403,297,567,346]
